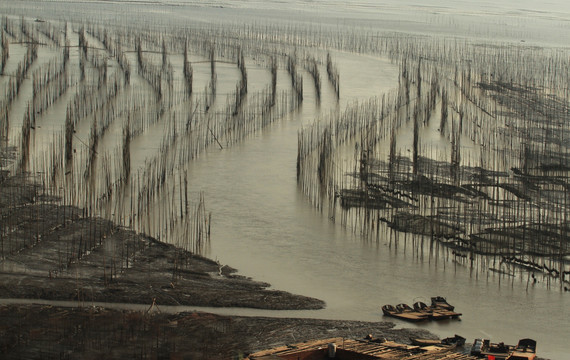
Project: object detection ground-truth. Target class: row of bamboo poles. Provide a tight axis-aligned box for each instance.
[0,15,318,263]
[3,13,568,290]
[296,36,570,288]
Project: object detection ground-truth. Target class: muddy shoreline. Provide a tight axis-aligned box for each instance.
[0,172,444,359]
[0,303,438,359]
[0,174,324,310]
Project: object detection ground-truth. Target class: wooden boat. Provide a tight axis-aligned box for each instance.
[395,303,414,312]
[430,296,455,311]
[413,301,428,312]
[381,304,397,315]
[470,338,485,357]
[381,304,429,322]
[410,334,466,347]
[413,301,462,320]
[506,339,537,360]
[471,338,537,360]
[410,338,443,347]
[470,338,514,359]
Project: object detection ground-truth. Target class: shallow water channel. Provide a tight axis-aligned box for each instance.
[178,54,568,359]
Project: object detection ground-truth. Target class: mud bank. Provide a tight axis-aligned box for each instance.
[0,174,441,359]
[0,304,436,360]
[0,172,323,310]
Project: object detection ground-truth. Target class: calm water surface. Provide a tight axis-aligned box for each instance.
[183,53,568,359]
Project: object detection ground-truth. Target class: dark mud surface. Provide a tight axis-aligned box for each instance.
[0,304,436,360]
[0,218,325,310]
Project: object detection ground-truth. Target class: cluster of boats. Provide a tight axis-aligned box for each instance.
[408,336,537,360]
[381,296,462,322]
[471,338,537,360]
[382,297,537,360]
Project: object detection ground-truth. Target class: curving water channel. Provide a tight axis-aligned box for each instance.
[182,53,568,359]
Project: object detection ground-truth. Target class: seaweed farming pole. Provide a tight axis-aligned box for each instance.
[87,25,131,84]
[326,52,339,100]
[0,106,7,152]
[237,46,247,95]
[183,39,192,98]
[306,55,321,103]
[122,117,131,182]
[440,88,448,135]
[0,28,10,145]
[269,56,277,107]
[3,37,37,111]
[287,53,303,104]
[0,29,8,75]
[31,51,71,119]
[233,46,248,115]
[209,42,216,99]
[161,38,168,71]
[412,104,419,176]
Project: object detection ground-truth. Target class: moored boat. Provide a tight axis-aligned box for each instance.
[382,297,461,322]
[506,338,537,360]
[410,334,466,347]
[395,303,414,313]
[413,301,462,320]
[431,296,455,311]
[381,304,396,315]
[381,303,429,322]
[471,338,537,360]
